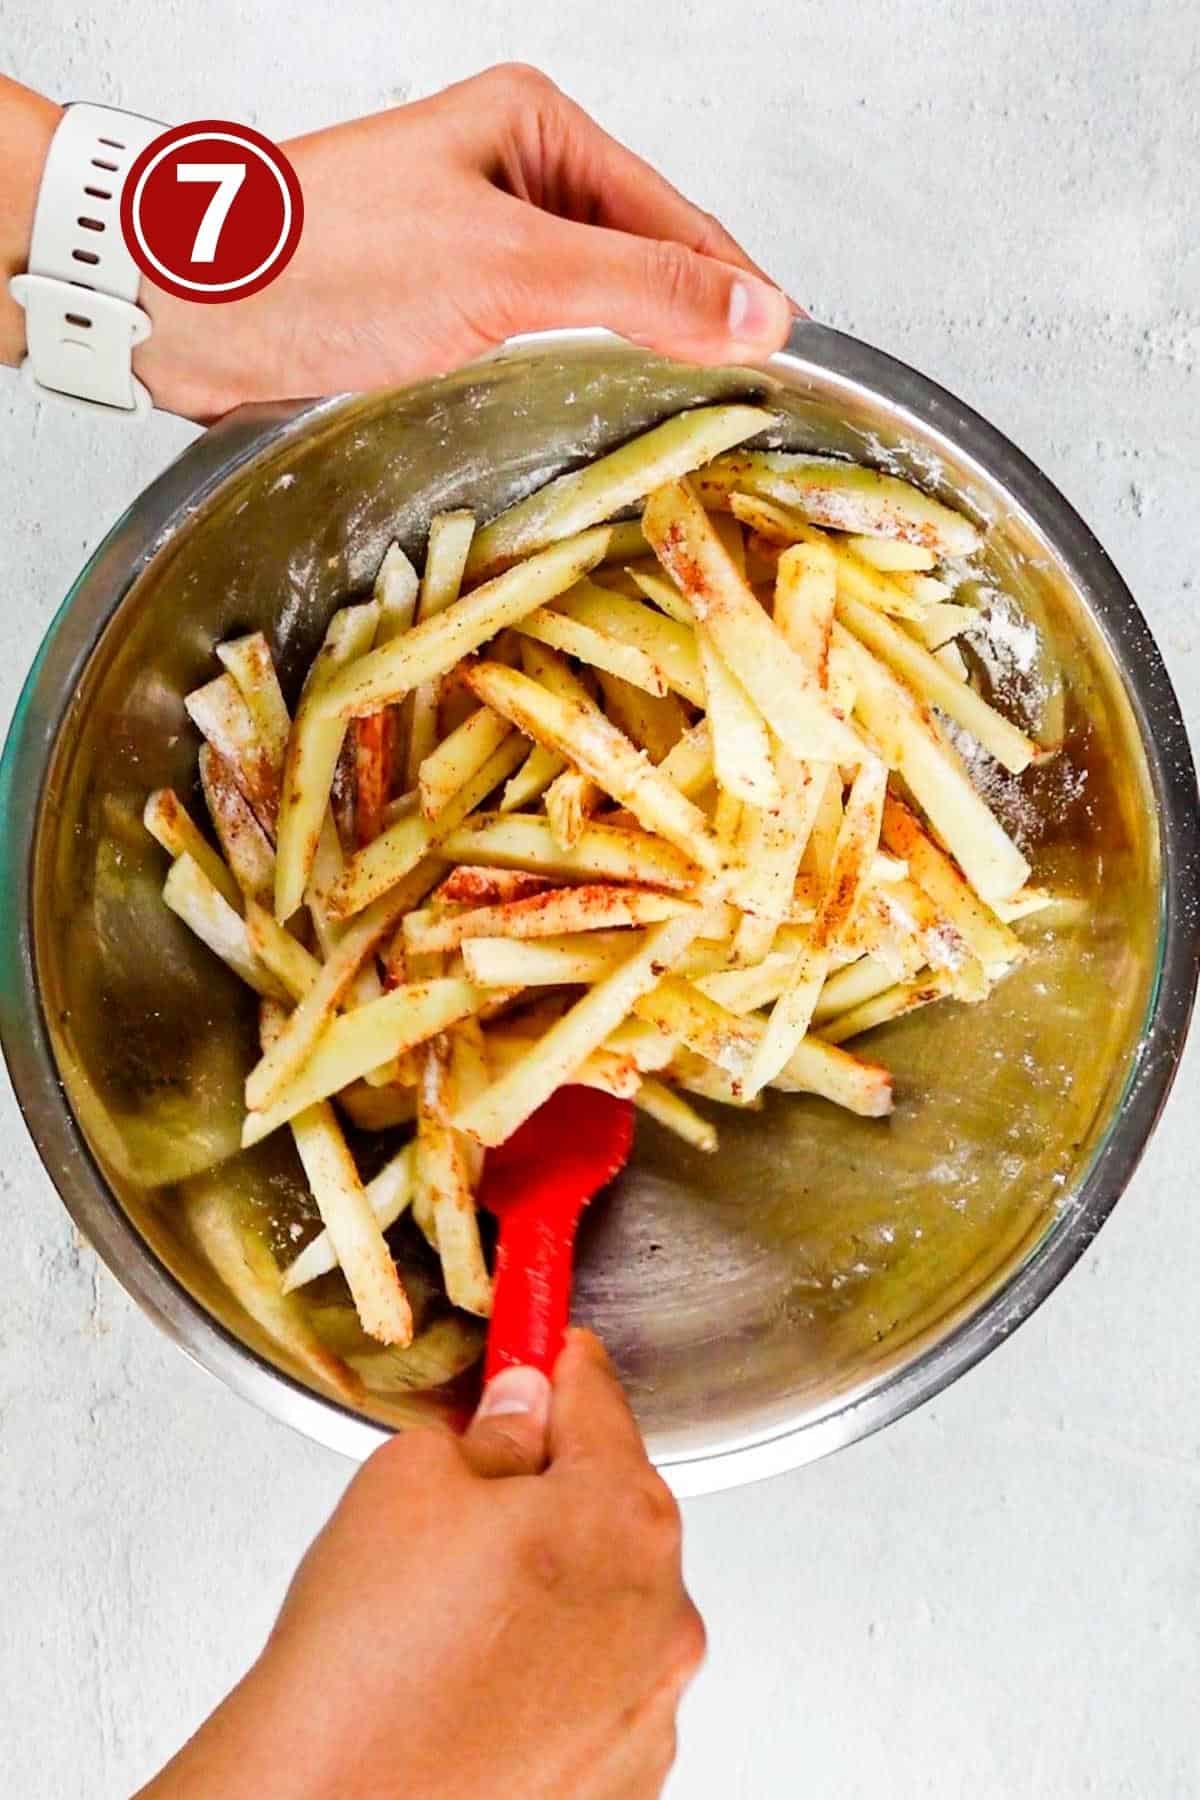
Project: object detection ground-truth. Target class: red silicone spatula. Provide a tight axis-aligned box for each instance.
[480,1085,635,1381]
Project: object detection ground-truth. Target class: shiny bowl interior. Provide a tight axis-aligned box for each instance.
[3,324,1197,1494]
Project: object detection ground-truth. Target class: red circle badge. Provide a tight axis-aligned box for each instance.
[120,119,303,303]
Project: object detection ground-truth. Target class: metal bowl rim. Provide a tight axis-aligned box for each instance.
[2,320,1196,1495]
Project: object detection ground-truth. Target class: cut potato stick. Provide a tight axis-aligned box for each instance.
[518,606,668,696]
[545,766,602,851]
[418,705,511,821]
[656,720,714,799]
[635,1078,717,1153]
[812,955,896,1024]
[374,541,421,635]
[143,789,241,911]
[821,968,957,1044]
[243,905,321,1002]
[186,1185,361,1402]
[418,1036,491,1316]
[837,591,1036,774]
[454,900,721,1146]
[729,752,824,950]
[991,885,1059,923]
[354,712,390,847]
[465,661,721,871]
[839,627,1030,902]
[163,855,287,999]
[282,1143,415,1293]
[318,528,611,721]
[868,877,987,998]
[599,519,650,563]
[330,733,525,919]
[185,673,279,834]
[486,1031,640,1099]
[465,403,772,578]
[774,539,836,679]
[604,1016,680,1072]
[696,451,982,556]
[500,743,566,811]
[404,883,693,956]
[628,565,696,627]
[633,976,758,1077]
[440,812,701,890]
[242,977,493,1146]
[595,670,687,764]
[245,865,440,1111]
[462,930,639,988]
[434,865,555,907]
[643,480,865,765]
[199,745,275,905]
[405,510,477,788]
[698,632,779,808]
[275,600,380,921]
[305,809,347,956]
[697,945,801,1015]
[505,641,586,813]
[336,1080,418,1131]
[669,1051,761,1109]
[449,1018,490,1187]
[288,1099,413,1344]
[770,1035,893,1116]
[880,794,1024,971]
[935,642,969,681]
[908,602,976,650]
[215,632,291,775]
[845,535,937,572]
[552,583,705,704]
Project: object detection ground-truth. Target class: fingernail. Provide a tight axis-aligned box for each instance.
[475,1364,552,1422]
[728,277,791,348]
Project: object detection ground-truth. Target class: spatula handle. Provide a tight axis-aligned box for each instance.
[484,1206,577,1382]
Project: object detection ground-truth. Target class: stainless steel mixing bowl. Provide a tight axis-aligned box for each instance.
[3,322,1197,1495]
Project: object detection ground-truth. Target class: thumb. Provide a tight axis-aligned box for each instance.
[521,218,794,366]
[460,1364,553,1478]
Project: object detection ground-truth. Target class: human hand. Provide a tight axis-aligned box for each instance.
[139,1331,704,1799]
[134,63,794,421]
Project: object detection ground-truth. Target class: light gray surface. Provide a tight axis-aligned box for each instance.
[1,4,1197,1796]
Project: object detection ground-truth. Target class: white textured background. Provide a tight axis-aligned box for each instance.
[2,5,1198,1795]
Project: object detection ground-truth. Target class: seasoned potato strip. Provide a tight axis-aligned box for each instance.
[635,1078,717,1153]
[215,632,291,775]
[545,767,603,851]
[439,813,701,890]
[465,404,772,578]
[454,901,720,1146]
[769,1035,893,1116]
[552,583,705,704]
[418,1037,492,1317]
[434,865,555,907]
[517,607,667,696]
[199,745,276,904]
[404,884,692,956]
[185,673,279,834]
[656,720,714,798]
[243,904,321,1001]
[880,795,1023,972]
[595,670,687,764]
[462,930,639,988]
[418,705,511,821]
[275,599,380,921]
[773,539,836,679]
[846,535,937,572]
[405,510,477,788]
[642,479,865,765]
[464,661,721,872]
[699,633,778,809]
[163,855,286,999]
[821,968,958,1044]
[144,789,241,911]
[282,1144,415,1293]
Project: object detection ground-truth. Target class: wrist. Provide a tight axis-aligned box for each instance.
[0,80,63,367]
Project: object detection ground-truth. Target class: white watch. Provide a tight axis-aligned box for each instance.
[9,103,165,417]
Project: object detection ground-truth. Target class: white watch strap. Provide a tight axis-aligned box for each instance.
[9,103,164,416]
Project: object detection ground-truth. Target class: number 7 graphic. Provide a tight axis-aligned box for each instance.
[176,163,247,262]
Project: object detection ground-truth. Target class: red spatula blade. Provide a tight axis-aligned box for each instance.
[480,1086,634,1381]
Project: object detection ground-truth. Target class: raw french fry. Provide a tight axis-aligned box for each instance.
[186,1184,361,1401]
[770,1035,893,1116]
[669,1051,761,1109]
[635,1078,717,1152]
[545,766,602,851]
[287,1097,413,1344]
[698,632,779,808]
[907,602,976,650]
[773,539,836,680]
[839,627,1030,902]
[465,404,772,578]
[199,745,275,904]
[306,809,347,956]
[163,855,286,999]
[812,955,897,1024]
[418,705,511,821]
[449,1018,490,1187]
[439,813,702,890]
[374,541,421,634]
[599,519,650,563]
[215,633,291,775]
[697,944,802,1014]
[730,753,824,957]
[894,571,954,605]
[642,479,866,765]
[552,584,705,704]
[991,886,1058,923]
[880,794,1024,971]
[501,743,566,812]
[434,865,555,907]
[935,642,969,681]
[244,905,321,1001]
[275,599,380,921]
[318,528,612,721]
[143,789,241,911]
[604,1016,680,1072]
[336,1080,417,1131]
[405,510,477,788]
[185,673,279,834]
[821,968,958,1044]
[633,976,759,1077]
[727,489,814,547]
[486,1031,641,1099]
[628,565,695,627]
[404,883,693,956]
[418,1037,491,1316]
[462,930,639,988]
[465,661,721,871]
[837,591,1036,774]
[245,863,441,1111]
[868,877,987,998]
[656,720,714,799]
[517,606,668,696]
[354,712,390,846]
[695,451,982,557]
[455,900,722,1146]
[595,670,687,764]
[242,977,493,1146]
[330,733,525,919]
[845,535,937,572]
[743,757,887,1095]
